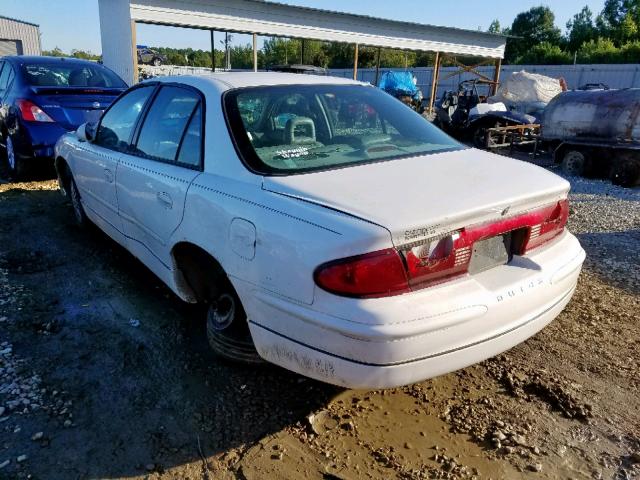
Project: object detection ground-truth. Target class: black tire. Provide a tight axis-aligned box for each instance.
[561,150,590,177]
[69,177,88,226]
[6,135,28,180]
[610,159,640,187]
[152,57,162,67]
[205,276,262,364]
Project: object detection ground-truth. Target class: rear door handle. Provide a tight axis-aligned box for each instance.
[156,191,173,209]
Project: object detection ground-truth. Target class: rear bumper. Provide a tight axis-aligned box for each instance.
[12,122,70,160]
[236,231,585,388]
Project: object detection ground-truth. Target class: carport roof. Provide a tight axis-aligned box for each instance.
[129,0,507,58]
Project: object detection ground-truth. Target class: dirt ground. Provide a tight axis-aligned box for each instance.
[0,163,639,480]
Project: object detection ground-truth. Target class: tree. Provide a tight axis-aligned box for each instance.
[566,6,597,51]
[519,42,573,64]
[577,37,620,63]
[505,6,562,62]
[487,20,502,34]
[596,0,640,44]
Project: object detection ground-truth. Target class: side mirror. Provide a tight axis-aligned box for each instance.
[76,122,95,142]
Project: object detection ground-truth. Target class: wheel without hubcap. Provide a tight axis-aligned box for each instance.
[561,150,587,177]
[610,159,640,187]
[206,288,262,364]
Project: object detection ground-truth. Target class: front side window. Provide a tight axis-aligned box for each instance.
[224,84,462,175]
[94,86,154,151]
[134,86,200,163]
[21,62,126,88]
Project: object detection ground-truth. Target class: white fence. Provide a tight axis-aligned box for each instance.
[141,63,640,98]
[329,64,640,99]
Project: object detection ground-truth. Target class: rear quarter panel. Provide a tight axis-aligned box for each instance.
[175,173,393,305]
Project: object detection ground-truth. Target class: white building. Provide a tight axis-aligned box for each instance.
[0,15,41,56]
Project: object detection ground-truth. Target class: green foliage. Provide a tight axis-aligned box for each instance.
[567,6,597,51]
[487,20,502,34]
[505,6,562,62]
[518,42,573,65]
[578,37,622,63]
[43,47,100,61]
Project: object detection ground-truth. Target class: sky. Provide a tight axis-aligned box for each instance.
[0,0,606,54]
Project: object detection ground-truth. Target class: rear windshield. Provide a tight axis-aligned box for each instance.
[224,84,462,175]
[21,62,126,88]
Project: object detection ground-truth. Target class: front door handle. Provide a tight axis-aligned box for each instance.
[103,168,114,183]
[156,191,173,209]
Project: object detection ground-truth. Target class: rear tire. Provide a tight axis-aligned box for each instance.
[561,150,589,177]
[610,159,640,187]
[6,136,28,180]
[205,275,262,364]
[152,58,162,67]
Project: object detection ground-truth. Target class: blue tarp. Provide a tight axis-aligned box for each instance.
[378,71,419,97]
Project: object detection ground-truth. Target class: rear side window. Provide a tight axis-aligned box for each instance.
[95,86,154,151]
[134,86,200,164]
[176,104,202,168]
[0,63,10,92]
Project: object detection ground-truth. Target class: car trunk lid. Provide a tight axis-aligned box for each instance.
[30,87,124,130]
[262,148,569,248]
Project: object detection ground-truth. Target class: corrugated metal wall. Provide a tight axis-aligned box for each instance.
[0,17,41,56]
[330,64,640,99]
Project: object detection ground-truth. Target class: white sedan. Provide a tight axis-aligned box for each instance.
[54,73,585,389]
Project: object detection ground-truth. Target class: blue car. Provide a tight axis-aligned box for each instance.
[0,56,127,178]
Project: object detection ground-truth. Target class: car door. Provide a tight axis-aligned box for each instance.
[73,84,155,231]
[116,84,203,263]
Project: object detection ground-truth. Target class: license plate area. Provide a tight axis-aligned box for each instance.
[468,233,512,274]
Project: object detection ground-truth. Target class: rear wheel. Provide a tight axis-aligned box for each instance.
[152,57,162,67]
[610,159,640,187]
[561,150,589,177]
[205,275,262,364]
[6,136,28,180]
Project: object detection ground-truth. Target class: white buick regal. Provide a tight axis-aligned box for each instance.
[54,73,585,389]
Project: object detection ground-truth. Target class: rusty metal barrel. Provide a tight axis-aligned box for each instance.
[542,88,640,144]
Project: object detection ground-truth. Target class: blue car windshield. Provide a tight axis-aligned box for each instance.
[224,84,463,175]
[22,62,126,88]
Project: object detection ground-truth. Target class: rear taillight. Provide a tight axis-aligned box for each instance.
[315,199,569,298]
[313,248,409,298]
[520,198,569,253]
[16,99,54,122]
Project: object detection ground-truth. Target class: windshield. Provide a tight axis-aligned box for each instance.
[224,84,463,175]
[21,62,126,88]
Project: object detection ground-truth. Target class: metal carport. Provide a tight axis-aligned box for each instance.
[98,0,507,104]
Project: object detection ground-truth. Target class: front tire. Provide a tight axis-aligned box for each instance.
[69,177,88,226]
[152,58,162,67]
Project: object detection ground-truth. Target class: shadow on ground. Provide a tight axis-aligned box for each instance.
[0,184,340,479]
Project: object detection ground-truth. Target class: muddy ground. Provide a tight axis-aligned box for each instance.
[0,163,638,480]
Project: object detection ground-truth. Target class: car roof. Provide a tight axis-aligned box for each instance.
[2,56,103,66]
[149,72,366,91]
